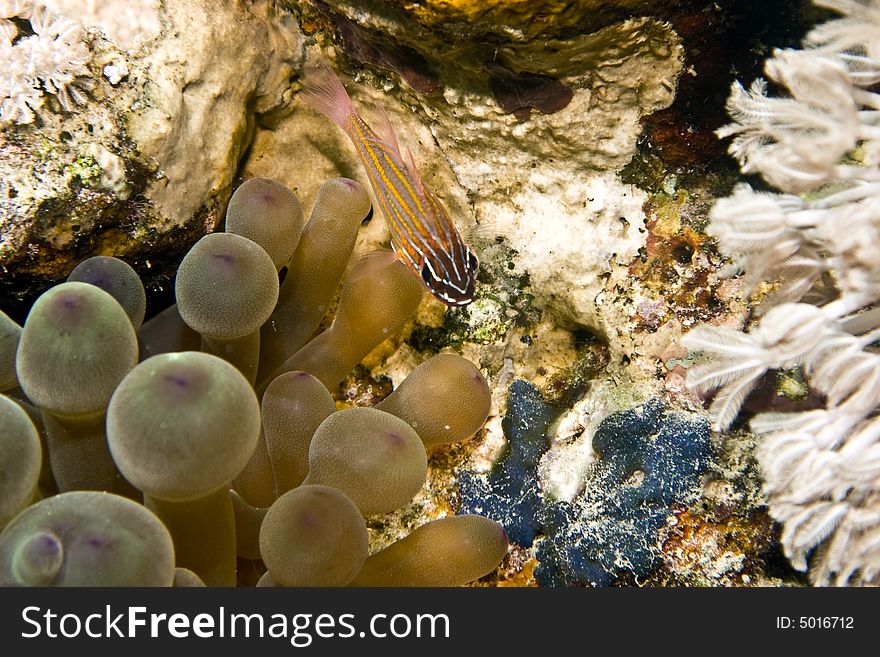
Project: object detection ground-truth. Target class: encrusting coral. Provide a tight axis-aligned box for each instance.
[681,0,880,586]
[0,173,508,587]
[457,382,713,586]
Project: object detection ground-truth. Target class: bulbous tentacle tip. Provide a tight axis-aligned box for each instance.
[12,530,63,586]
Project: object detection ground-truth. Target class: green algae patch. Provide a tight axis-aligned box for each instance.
[409,242,539,350]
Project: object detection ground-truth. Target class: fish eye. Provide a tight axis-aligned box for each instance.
[420,261,436,286]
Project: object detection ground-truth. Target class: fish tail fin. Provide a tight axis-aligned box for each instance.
[300,62,358,131]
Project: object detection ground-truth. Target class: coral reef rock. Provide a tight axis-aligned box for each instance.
[460,382,714,586]
[251,2,683,360]
[0,0,302,318]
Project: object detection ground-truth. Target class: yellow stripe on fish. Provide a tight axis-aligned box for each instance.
[301,64,478,306]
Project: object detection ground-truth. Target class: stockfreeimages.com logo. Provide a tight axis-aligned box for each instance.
[21,606,451,646]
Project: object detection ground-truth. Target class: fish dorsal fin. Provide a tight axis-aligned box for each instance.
[404,146,426,196]
[373,107,404,162]
[370,109,426,197]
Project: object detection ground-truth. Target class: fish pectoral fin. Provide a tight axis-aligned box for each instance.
[348,249,399,282]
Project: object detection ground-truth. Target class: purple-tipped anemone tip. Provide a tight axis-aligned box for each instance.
[164,374,190,389]
[212,252,237,265]
[299,510,319,529]
[59,295,81,312]
[386,431,406,446]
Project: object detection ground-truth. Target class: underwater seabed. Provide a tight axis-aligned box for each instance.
[1,0,877,587]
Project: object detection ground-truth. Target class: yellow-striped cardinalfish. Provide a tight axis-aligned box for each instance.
[300,64,478,306]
